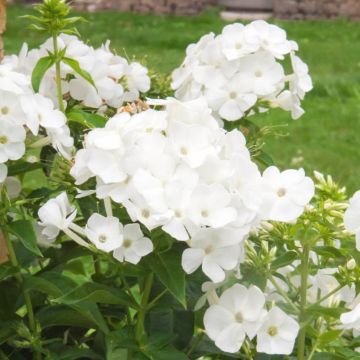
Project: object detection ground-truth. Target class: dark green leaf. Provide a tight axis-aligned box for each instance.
[53,282,137,308]
[146,246,186,308]
[32,56,55,92]
[7,162,43,176]
[67,109,107,128]
[271,251,298,270]
[63,57,95,87]
[8,220,42,257]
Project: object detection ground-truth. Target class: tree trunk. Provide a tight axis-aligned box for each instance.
[0,0,6,61]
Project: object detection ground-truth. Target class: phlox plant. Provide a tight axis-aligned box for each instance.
[1,1,360,360]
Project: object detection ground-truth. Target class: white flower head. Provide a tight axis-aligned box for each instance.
[182,227,245,283]
[204,284,266,353]
[38,192,77,240]
[260,166,314,222]
[0,119,26,163]
[85,213,123,252]
[344,190,360,250]
[113,223,153,264]
[256,307,299,355]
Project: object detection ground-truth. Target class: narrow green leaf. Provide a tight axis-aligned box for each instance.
[271,251,298,270]
[8,220,42,257]
[53,282,138,309]
[63,57,96,87]
[7,162,43,176]
[67,109,107,128]
[318,330,343,347]
[32,56,55,92]
[146,246,186,308]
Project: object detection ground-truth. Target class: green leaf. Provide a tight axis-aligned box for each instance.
[67,109,107,128]
[271,251,298,270]
[8,220,42,257]
[318,330,343,347]
[62,57,96,88]
[37,305,96,329]
[53,282,138,308]
[255,150,274,167]
[7,162,43,176]
[32,56,55,92]
[146,246,186,308]
[307,305,347,318]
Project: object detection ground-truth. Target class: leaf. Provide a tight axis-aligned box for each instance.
[32,56,55,92]
[307,305,347,318]
[53,282,137,309]
[255,150,274,167]
[63,57,96,88]
[67,109,107,128]
[312,246,344,259]
[146,246,186,308]
[37,305,95,329]
[7,162,43,176]
[8,220,42,257]
[271,251,298,270]
[318,330,343,347]
[54,348,103,360]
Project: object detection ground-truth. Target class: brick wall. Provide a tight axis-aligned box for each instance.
[73,0,216,16]
[273,0,360,20]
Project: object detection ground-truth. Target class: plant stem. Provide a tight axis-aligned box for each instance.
[268,274,299,313]
[3,228,41,360]
[147,289,168,310]
[135,273,153,344]
[308,284,344,308]
[186,332,205,356]
[52,33,65,113]
[297,244,310,360]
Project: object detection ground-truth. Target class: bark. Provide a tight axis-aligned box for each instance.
[0,231,9,264]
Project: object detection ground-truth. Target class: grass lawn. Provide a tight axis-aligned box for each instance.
[5,5,360,193]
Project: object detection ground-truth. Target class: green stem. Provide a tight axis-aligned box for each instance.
[186,332,205,356]
[308,284,344,308]
[135,273,153,343]
[147,289,168,310]
[52,33,65,113]
[297,244,310,360]
[268,274,299,313]
[3,228,41,360]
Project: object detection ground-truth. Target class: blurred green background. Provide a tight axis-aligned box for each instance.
[5,5,360,193]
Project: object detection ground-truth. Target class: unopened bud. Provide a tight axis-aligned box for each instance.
[346,258,356,270]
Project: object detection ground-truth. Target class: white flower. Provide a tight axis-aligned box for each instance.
[290,53,313,100]
[220,23,258,60]
[0,118,26,163]
[182,227,244,282]
[46,125,74,160]
[204,284,266,353]
[0,91,26,125]
[236,52,285,96]
[0,164,7,183]
[260,166,314,222]
[85,213,123,252]
[113,223,153,264]
[21,94,66,135]
[0,64,29,94]
[124,62,150,101]
[38,192,77,239]
[256,307,299,355]
[344,190,360,250]
[341,301,360,331]
[188,184,237,228]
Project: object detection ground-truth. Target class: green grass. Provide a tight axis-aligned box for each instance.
[5,5,360,193]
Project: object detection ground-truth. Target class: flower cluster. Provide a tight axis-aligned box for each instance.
[6,34,150,109]
[204,284,299,354]
[38,97,314,286]
[0,61,71,181]
[172,20,312,121]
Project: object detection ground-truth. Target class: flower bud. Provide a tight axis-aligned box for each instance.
[346,258,356,270]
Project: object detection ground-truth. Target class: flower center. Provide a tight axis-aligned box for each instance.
[123,239,132,248]
[205,245,214,255]
[201,210,209,218]
[277,187,287,197]
[142,209,150,219]
[235,43,242,49]
[235,312,244,323]
[255,70,263,78]
[180,146,188,155]
[267,326,278,337]
[38,113,43,122]
[1,106,9,115]
[98,234,107,243]
[229,91,237,99]
[0,135,8,145]
[175,209,182,218]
